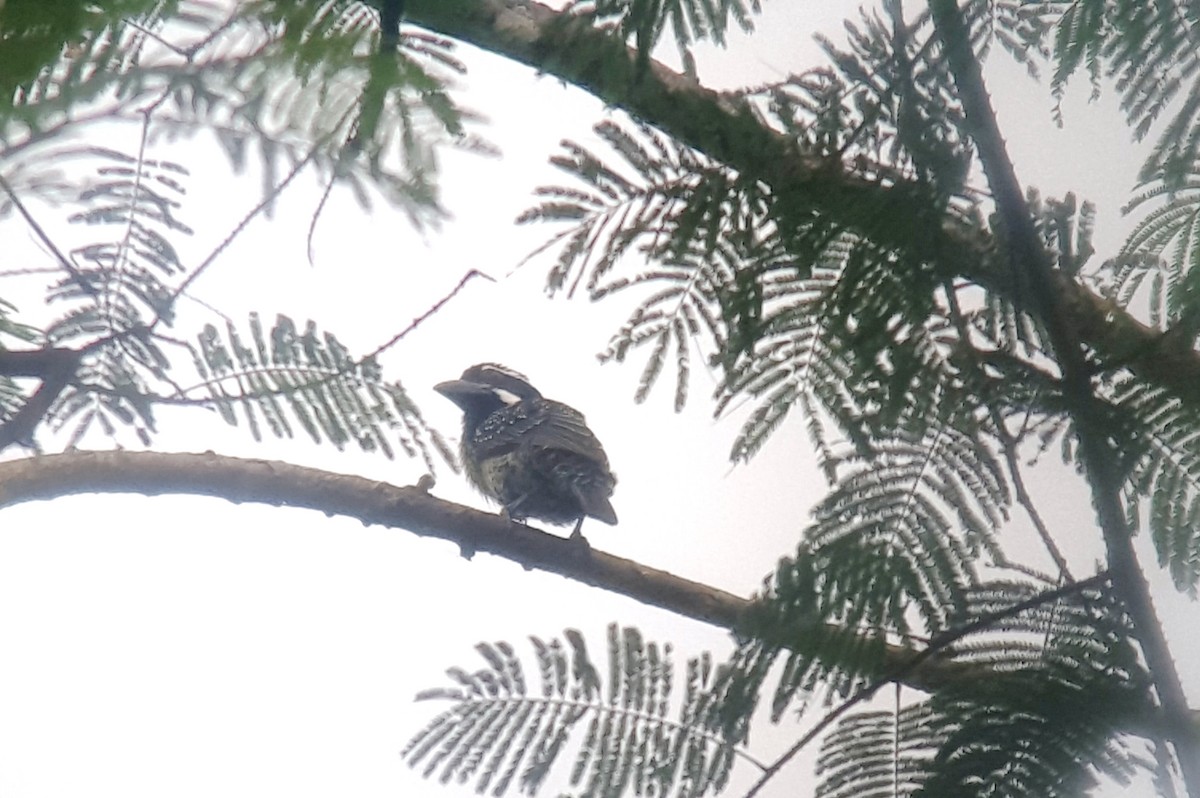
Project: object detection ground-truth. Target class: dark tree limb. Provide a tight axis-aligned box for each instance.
[0,347,81,452]
[379,0,404,51]
[0,347,80,378]
[402,0,1200,408]
[393,4,1200,777]
[0,449,1194,745]
[0,449,750,627]
[927,0,1200,791]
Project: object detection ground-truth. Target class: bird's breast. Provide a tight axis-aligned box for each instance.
[477,450,521,499]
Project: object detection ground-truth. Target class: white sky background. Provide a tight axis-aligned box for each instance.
[0,1,1194,796]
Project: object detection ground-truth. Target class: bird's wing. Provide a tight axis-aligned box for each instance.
[519,401,611,465]
[526,401,617,525]
[472,400,611,466]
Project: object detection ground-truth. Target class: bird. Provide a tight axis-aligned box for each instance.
[435,363,617,538]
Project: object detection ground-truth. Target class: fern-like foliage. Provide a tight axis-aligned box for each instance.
[729,550,906,721]
[404,625,747,798]
[1078,168,1200,592]
[228,0,478,220]
[1109,375,1200,593]
[404,581,1156,797]
[806,422,1009,633]
[715,245,969,468]
[518,117,772,411]
[737,575,1152,797]
[1025,0,1200,186]
[0,296,41,422]
[523,112,974,455]
[0,3,473,461]
[1113,163,1200,335]
[814,4,973,204]
[0,140,449,465]
[725,453,1005,729]
[0,0,170,116]
[566,0,761,77]
[735,395,1012,685]
[519,118,767,298]
[1027,188,1097,276]
[0,296,38,345]
[189,313,450,467]
[3,0,481,226]
[25,144,192,446]
[917,579,1152,796]
[818,682,1146,798]
[960,1,1055,74]
[521,6,995,455]
[815,703,944,798]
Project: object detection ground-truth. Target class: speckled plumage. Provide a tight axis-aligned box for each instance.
[435,364,617,531]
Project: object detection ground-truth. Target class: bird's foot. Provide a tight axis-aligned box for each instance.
[499,506,529,526]
[569,519,591,549]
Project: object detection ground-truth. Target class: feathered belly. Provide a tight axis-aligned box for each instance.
[467,446,613,526]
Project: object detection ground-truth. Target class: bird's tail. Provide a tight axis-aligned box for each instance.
[578,490,618,526]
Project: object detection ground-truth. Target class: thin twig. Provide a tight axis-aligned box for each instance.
[942,281,1072,578]
[161,269,489,402]
[360,269,493,361]
[122,18,190,58]
[306,175,338,267]
[0,173,97,297]
[0,266,63,277]
[152,147,320,330]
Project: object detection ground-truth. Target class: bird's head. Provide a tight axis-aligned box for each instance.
[435,363,541,421]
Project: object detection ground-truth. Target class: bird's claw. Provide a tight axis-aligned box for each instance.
[569,519,591,549]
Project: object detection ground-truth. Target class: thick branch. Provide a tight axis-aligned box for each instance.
[928,0,1200,790]
[0,450,1000,694]
[0,449,743,621]
[403,0,1200,404]
[0,346,80,378]
[0,347,81,452]
[0,449,1193,743]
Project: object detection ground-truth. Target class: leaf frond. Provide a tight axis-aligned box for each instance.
[404,624,748,797]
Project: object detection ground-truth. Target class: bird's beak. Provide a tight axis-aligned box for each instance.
[435,379,481,396]
[434,379,491,408]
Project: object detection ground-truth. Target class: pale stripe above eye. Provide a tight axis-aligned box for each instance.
[492,388,522,405]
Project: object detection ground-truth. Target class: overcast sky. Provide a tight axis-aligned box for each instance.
[0,2,1191,797]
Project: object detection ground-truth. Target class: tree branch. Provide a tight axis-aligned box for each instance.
[744,572,1113,798]
[403,0,1200,408]
[0,347,81,452]
[927,0,1200,791]
[0,347,80,378]
[0,449,1193,744]
[0,449,750,626]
